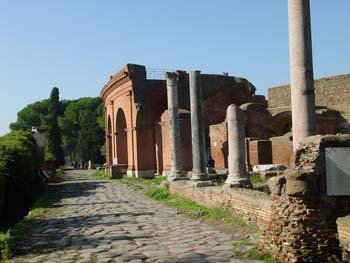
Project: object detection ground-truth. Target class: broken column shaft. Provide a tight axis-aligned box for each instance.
[225,104,250,188]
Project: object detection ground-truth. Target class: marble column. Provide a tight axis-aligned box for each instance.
[288,0,316,150]
[165,72,186,181]
[189,71,212,186]
[225,104,250,188]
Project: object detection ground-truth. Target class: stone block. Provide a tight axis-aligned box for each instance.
[325,147,350,196]
[268,175,286,195]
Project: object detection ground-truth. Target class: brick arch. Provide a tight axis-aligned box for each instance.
[106,115,113,167]
[115,108,128,165]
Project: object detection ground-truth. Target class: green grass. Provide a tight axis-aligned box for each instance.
[248,248,277,263]
[146,187,247,227]
[0,190,51,261]
[142,176,167,186]
[233,239,277,263]
[118,175,167,187]
[55,167,64,176]
[146,187,170,200]
[91,170,112,180]
[250,174,264,185]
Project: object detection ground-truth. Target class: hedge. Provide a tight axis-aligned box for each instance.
[0,131,45,227]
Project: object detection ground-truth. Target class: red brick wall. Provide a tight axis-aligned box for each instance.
[270,136,293,167]
[169,181,272,228]
[246,140,272,170]
[209,122,227,170]
[160,111,193,173]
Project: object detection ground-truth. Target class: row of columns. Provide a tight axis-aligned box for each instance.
[164,0,317,185]
[165,71,249,187]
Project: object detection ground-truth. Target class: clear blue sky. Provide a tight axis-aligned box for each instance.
[0,0,349,136]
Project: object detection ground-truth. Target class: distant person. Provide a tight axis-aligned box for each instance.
[207,156,215,168]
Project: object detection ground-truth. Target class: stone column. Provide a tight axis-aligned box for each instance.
[288,0,316,151]
[165,72,186,181]
[225,104,250,188]
[189,71,212,187]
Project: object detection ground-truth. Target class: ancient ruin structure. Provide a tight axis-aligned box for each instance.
[100,0,350,260]
[261,135,350,262]
[100,64,256,177]
[209,74,350,171]
[101,64,349,177]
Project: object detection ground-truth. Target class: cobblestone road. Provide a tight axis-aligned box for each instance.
[10,171,262,263]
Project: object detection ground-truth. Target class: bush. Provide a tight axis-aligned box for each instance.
[146,187,170,200]
[0,131,45,228]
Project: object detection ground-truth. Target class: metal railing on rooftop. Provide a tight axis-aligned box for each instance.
[146,68,175,80]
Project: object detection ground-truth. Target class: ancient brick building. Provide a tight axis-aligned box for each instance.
[100,64,256,177]
[101,65,349,176]
[210,74,350,170]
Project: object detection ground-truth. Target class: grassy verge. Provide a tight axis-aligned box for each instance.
[146,187,248,228]
[91,170,112,180]
[118,175,167,187]
[233,239,277,263]
[0,191,51,261]
[250,174,264,185]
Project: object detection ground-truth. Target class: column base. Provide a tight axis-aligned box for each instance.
[191,172,210,181]
[191,180,213,188]
[167,171,188,182]
[127,170,155,179]
[225,175,251,188]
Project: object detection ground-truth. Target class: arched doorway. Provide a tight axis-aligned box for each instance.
[107,116,113,166]
[116,108,128,165]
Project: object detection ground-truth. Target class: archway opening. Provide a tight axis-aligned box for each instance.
[116,108,128,165]
[107,116,113,166]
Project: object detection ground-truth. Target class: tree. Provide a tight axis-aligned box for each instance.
[58,97,105,165]
[9,99,50,131]
[43,87,64,167]
[9,91,105,167]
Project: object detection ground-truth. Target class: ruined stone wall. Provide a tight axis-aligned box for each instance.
[268,74,350,122]
[169,181,272,228]
[261,135,350,262]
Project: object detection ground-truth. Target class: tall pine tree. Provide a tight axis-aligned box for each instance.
[44,87,65,168]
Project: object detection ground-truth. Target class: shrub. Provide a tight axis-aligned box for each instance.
[0,131,45,228]
[91,170,112,180]
[146,187,170,200]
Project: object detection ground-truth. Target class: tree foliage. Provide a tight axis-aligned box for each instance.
[42,88,64,167]
[58,97,105,165]
[9,89,105,167]
[0,131,45,226]
[9,99,50,131]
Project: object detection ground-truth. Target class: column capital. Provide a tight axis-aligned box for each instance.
[164,72,178,81]
[189,70,201,75]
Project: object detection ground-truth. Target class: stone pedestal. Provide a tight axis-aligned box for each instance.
[225,104,250,188]
[288,0,316,150]
[165,72,187,181]
[189,71,212,187]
